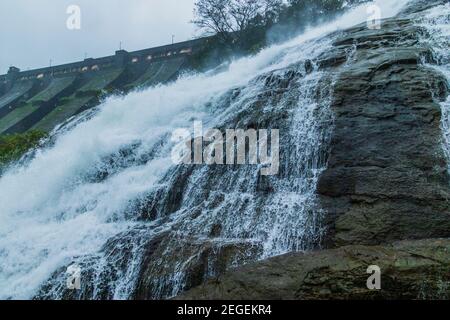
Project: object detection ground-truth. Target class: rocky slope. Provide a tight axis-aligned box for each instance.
[319,1,450,247]
[179,239,450,300]
[180,0,450,299]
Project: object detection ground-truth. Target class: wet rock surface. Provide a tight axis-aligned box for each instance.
[179,238,450,300]
[318,5,450,247]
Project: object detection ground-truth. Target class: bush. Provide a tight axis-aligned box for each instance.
[190,0,367,70]
[0,130,47,168]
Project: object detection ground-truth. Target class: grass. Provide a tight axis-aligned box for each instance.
[0,130,47,168]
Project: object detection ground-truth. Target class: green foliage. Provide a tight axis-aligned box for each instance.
[283,0,365,24]
[0,130,47,168]
[187,36,233,71]
[190,0,366,70]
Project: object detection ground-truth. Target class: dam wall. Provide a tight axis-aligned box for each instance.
[0,37,207,134]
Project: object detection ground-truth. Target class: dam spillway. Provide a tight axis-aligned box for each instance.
[0,39,204,134]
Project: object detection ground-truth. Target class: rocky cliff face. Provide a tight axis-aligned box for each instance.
[319,1,450,247]
[1,0,448,301]
[180,0,450,299]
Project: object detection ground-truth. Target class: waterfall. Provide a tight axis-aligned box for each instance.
[0,0,411,300]
[418,3,450,169]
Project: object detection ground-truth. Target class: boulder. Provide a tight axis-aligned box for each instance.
[179,239,450,300]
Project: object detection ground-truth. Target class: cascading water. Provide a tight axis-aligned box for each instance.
[0,0,412,300]
[417,3,450,168]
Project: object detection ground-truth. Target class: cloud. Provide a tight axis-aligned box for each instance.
[0,0,196,73]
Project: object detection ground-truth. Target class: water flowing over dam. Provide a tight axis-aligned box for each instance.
[0,0,440,300]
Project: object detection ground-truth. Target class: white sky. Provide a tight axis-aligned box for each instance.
[0,0,197,73]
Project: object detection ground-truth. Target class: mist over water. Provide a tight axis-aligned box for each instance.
[0,0,412,299]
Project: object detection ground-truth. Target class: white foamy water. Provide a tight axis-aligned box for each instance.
[0,0,411,299]
[418,3,450,167]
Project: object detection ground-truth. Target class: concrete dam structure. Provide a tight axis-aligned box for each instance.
[0,38,206,134]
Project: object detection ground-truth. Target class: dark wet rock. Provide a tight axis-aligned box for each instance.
[178,238,450,300]
[316,5,450,247]
[36,227,157,300]
[401,0,449,15]
[134,237,262,300]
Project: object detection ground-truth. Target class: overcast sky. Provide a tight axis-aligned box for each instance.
[0,0,197,74]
